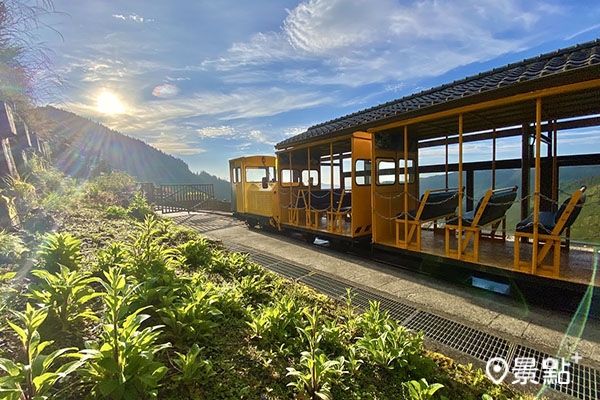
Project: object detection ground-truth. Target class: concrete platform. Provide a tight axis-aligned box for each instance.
[167,211,600,399]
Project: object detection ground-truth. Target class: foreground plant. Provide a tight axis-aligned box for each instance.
[0,304,82,400]
[356,301,423,370]
[126,215,179,285]
[171,343,216,388]
[79,267,170,399]
[158,281,223,346]
[286,308,346,400]
[27,266,102,330]
[37,232,82,273]
[402,378,444,400]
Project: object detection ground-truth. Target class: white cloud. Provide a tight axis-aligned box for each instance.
[112,13,154,23]
[197,126,236,138]
[203,0,565,87]
[565,24,600,41]
[149,132,206,155]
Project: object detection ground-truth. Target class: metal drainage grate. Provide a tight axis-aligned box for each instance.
[172,215,240,234]
[208,230,599,400]
[404,311,511,362]
[259,259,311,280]
[511,344,599,400]
[299,273,354,299]
[224,242,311,280]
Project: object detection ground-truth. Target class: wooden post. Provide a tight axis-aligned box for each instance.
[532,98,542,273]
[457,114,464,260]
[520,123,531,228]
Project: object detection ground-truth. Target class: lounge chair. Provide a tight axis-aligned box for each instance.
[395,188,459,250]
[514,185,586,276]
[445,186,518,262]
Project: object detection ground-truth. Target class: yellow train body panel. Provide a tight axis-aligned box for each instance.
[229,156,277,222]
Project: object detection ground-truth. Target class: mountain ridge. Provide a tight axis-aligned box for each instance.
[35,106,231,200]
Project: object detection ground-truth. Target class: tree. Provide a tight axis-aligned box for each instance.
[0,0,62,110]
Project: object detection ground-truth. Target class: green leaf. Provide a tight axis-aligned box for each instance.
[32,371,59,391]
[97,356,120,373]
[98,377,121,397]
[6,320,27,345]
[0,271,17,281]
[0,358,20,376]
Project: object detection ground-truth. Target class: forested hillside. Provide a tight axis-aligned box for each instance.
[33,106,231,200]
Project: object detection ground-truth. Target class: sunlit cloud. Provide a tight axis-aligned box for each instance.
[152,84,179,99]
[149,132,206,155]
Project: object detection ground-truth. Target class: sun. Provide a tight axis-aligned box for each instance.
[97,91,125,114]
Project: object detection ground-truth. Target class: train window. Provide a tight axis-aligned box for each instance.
[269,167,276,182]
[281,169,300,186]
[245,167,269,183]
[355,159,371,185]
[301,170,319,186]
[398,159,415,184]
[232,167,241,183]
[377,159,396,185]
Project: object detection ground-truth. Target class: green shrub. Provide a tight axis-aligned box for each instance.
[127,193,154,221]
[1,175,37,217]
[158,281,223,345]
[286,308,347,400]
[402,378,444,400]
[103,205,128,219]
[27,266,102,330]
[37,232,82,273]
[83,171,137,209]
[172,344,216,387]
[178,238,212,269]
[356,301,424,371]
[125,215,179,284]
[79,267,170,399]
[0,304,83,400]
[0,230,28,264]
[94,242,127,271]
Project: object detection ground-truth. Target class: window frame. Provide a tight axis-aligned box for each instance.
[376,158,396,186]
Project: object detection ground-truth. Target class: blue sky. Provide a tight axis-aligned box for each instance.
[35,0,600,180]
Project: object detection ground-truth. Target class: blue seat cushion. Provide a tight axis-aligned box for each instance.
[516,211,556,234]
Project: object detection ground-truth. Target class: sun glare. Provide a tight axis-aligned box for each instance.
[97,91,125,114]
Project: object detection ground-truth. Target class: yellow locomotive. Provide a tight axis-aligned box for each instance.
[230,39,600,291]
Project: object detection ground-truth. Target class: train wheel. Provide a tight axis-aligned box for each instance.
[330,238,351,252]
[303,233,316,244]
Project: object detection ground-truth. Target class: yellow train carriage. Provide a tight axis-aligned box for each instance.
[275,131,372,243]
[229,155,277,228]
[272,39,600,290]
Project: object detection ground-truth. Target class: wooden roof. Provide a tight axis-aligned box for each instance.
[276,39,600,149]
